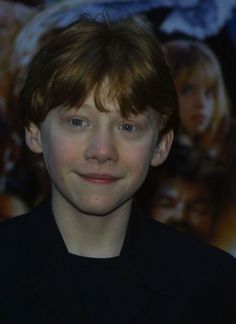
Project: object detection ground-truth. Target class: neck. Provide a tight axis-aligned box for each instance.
[52,196,131,258]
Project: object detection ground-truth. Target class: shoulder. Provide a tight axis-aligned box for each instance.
[0,198,50,238]
[130,208,236,317]
[0,210,34,246]
[0,208,38,262]
[0,200,44,240]
[132,205,236,273]
[149,222,236,320]
[148,218,236,267]
[0,200,51,286]
[145,218,236,295]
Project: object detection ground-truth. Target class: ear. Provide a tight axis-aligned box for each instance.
[151,130,174,167]
[25,123,43,153]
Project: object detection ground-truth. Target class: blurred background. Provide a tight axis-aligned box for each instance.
[0,0,236,256]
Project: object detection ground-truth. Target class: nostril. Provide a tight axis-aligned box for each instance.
[84,137,118,163]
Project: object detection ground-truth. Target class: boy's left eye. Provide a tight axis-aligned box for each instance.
[69,118,89,127]
[119,123,137,132]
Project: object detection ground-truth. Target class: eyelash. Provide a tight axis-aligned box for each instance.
[66,117,142,137]
[119,123,137,133]
[68,118,90,128]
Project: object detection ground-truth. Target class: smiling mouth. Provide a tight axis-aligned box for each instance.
[79,173,121,184]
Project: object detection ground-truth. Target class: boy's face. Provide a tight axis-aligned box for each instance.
[26,89,173,217]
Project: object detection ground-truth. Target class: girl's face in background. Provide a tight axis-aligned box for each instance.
[176,68,216,137]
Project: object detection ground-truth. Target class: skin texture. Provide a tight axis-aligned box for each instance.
[176,71,215,137]
[150,177,214,240]
[25,89,173,257]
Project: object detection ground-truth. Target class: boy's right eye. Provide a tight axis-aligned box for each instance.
[119,123,137,133]
[69,118,90,128]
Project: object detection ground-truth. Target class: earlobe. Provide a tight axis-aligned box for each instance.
[25,123,43,153]
[151,130,174,167]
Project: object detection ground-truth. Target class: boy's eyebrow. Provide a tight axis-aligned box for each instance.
[70,104,92,111]
[61,102,160,125]
[61,103,92,113]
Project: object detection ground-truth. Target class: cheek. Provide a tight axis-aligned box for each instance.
[126,145,154,178]
[42,135,79,174]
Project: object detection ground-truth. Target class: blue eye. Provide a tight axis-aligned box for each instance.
[120,123,137,132]
[69,118,89,127]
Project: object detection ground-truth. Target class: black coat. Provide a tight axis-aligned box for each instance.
[0,200,236,323]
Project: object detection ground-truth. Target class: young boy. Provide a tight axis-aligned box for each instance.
[0,16,235,324]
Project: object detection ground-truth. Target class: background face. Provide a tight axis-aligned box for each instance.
[176,71,215,136]
[150,176,214,239]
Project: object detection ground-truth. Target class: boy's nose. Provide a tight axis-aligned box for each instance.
[84,130,119,163]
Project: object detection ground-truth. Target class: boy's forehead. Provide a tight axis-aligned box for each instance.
[64,96,120,115]
[83,90,118,112]
[64,104,159,124]
[63,90,160,121]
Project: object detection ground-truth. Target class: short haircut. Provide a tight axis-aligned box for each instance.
[20,15,179,136]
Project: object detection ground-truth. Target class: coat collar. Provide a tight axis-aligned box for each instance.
[7,199,178,323]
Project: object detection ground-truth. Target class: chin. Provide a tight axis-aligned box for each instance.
[73,200,123,217]
[77,207,118,217]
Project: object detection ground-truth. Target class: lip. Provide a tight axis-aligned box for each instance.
[79,173,121,184]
